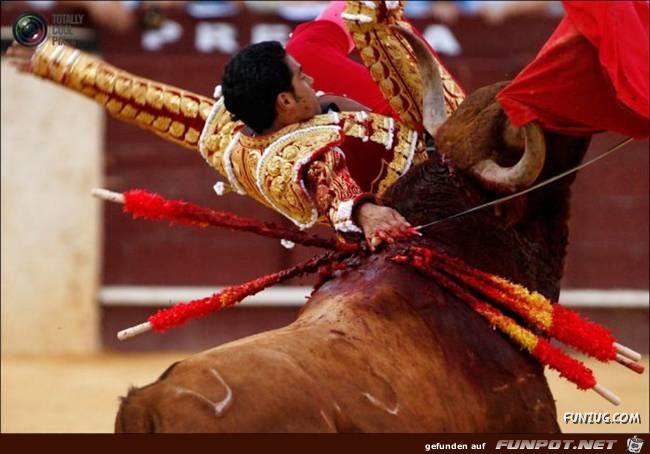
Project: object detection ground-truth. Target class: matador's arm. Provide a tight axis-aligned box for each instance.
[304,150,412,246]
[305,149,377,235]
[14,39,412,242]
[30,39,214,151]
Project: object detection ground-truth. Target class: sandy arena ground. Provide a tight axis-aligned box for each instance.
[1,353,648,433]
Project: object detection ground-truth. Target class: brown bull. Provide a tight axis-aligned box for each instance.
[115,82,590,432]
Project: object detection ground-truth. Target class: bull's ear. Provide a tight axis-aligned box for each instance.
[393,25,447,136]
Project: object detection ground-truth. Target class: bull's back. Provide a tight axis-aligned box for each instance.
[115,271,559,432]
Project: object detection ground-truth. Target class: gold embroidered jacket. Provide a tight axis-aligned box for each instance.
[29,1,463,233]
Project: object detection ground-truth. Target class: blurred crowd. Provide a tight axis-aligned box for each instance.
[3,1,564,33]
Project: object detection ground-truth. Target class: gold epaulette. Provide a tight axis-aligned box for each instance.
[342,1,465,129]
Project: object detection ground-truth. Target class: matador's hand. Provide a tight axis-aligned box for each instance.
[6,41,35,73]
[355,203,419,251]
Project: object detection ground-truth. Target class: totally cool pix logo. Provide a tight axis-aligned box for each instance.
[12,12,83,47]
[12,12,48,47]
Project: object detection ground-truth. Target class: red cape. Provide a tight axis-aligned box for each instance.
[497,1,649,139]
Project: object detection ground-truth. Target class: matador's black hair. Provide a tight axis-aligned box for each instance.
[221,41,293,134]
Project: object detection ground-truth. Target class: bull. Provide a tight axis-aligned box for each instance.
[114,78,590,432]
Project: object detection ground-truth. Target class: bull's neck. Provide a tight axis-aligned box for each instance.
[384,136,590,299]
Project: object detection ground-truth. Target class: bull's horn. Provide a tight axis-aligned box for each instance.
[471,121,546,193]
[393,25,447,136]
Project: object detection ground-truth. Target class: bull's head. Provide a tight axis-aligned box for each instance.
[435,83,546,194]
[396,26,546,194]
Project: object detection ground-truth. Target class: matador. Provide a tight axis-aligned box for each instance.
[7,0,647,245]
[8,1,465,249]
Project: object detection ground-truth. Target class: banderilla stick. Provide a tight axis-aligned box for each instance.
[91,188,341,250]
[614,342,642,362]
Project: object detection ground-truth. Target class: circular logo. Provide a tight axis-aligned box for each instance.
[12,12,48,47]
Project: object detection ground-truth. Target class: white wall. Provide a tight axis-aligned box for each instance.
[1,60,103,354]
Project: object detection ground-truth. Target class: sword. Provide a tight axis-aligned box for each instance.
[414,137,634,231]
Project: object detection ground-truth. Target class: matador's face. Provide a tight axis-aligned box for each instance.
[283,55,321,123]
